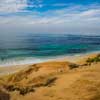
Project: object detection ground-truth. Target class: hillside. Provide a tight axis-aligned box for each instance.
[0,53,100,100]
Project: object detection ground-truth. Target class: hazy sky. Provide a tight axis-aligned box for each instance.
[0,0,100,35]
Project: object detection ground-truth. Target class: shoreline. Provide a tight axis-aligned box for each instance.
[0,51,100,67]
[0,52,99,75]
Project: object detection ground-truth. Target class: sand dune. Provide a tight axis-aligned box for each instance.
[0,53,100,100]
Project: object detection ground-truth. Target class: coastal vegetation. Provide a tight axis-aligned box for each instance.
[86,54,100,65]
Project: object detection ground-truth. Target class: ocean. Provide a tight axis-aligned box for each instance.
[0,34,100,66]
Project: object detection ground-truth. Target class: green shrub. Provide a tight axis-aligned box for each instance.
[86,54,100,66]
[86,58,94,65]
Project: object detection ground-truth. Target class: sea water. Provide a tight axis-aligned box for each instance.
[0,34,100,66]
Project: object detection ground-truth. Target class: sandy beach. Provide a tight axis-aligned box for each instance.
[0,52,100,100]
[0,52,98,75]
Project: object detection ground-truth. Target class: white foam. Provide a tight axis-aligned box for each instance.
[0,51,100,67]
[0,57,50,67]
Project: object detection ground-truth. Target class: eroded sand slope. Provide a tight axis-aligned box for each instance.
[0,53,100,100]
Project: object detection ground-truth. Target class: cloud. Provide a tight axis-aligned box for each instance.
[0,0,27,13]
[0,0,44,14]
[0,1,100,35]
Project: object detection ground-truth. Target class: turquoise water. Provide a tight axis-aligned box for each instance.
[0,34,100,66]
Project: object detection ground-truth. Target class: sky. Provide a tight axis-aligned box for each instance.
[0,0,100,35]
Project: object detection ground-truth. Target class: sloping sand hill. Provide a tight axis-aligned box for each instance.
[0,53,100,100]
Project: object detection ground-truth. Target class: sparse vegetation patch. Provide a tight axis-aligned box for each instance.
[68,63,79,69]
[5,85,35,95]
[86,54,100,65]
